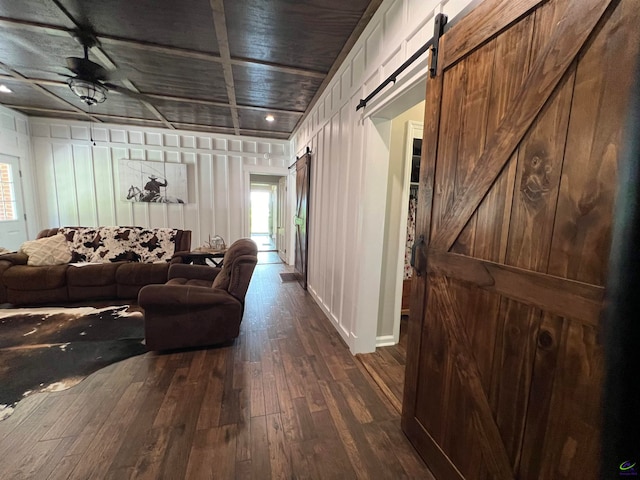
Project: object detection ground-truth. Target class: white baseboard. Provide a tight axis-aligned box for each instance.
[376,335,397,347]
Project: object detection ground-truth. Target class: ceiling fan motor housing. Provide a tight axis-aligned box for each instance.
[67,77,107,105]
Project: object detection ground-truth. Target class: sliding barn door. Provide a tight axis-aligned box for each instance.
[294,152,311,289]
[402,0,639,479]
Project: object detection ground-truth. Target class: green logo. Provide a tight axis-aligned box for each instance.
[620,461,638,476]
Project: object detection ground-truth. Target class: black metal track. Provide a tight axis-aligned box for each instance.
[289,146,311,169]
[356,36,436,111]
[355,0,483,111]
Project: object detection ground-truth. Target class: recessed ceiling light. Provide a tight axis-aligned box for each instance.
[265,114,275,122]
[0,85,13,93]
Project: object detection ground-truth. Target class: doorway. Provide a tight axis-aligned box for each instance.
[0,154,27,251]
[357,100,425,411]
[249,174,286,264]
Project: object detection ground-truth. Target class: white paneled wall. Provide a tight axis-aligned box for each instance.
[0,105,38,243]
[29,118,291,252]
[293,0,474,353]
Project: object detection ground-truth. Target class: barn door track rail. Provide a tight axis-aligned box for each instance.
[355,0,485,111]
[289,146,311,170]
[355,13,447,111]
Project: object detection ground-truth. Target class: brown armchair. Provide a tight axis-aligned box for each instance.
[138,238,258,351]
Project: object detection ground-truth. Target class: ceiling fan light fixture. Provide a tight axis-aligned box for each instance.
[67,77,106,105]
[265,114,275,122]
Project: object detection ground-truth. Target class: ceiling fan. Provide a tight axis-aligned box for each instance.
[62,29,141,106]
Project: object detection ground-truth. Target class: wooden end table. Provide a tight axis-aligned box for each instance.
[182,250,226,267]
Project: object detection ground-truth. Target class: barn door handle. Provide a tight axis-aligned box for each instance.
[411,235,427,276]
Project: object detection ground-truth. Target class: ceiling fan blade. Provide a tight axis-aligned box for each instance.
[55,0,93,33]
[101,68,128,82]
[103,83,151,102]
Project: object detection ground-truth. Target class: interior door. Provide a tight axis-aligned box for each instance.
[294,152,310,289]
[277,176,287,261]
[401,0,639,479]
[0,154,28,251]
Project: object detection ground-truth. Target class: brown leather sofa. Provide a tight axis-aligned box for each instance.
[0,227,191,305]
[138,238,258,351]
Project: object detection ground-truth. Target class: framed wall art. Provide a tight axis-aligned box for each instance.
[119,159,188,204]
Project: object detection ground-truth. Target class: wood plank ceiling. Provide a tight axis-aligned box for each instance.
[0,0,382,139]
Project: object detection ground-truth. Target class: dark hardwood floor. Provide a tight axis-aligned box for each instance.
[357,316,408,413]
[0,264,432,479]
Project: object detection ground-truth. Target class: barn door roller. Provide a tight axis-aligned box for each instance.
[429,13,448,78]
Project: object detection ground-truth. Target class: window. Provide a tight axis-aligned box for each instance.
[0,163,17,221]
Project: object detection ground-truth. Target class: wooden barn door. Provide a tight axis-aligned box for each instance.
[294,152,311,289]
[402,0,639,479]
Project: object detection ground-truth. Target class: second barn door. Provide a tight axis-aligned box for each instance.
[294,151,311,289]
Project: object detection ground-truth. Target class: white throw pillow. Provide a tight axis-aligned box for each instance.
[19,234,72,266]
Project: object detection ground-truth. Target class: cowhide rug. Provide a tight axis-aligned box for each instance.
[0,305,146,420]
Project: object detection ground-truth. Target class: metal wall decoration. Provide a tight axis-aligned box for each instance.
[119,159,187,204]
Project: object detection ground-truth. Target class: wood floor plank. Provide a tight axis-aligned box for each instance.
[67,382,144,479]
[9,437,62,479]
[249,416,271,479]
[184,425,236,480]
[318,379,371,479]
[0,396,72,472]
[155,368,209,480]
[266,413,293,479]
[262,372,280,415]
[312,438,359,479]
[249,361,266,417]
[47,454,83,480]
[195,349,227,430]
[31,437,76,480]
[129,427,172,479]
[380,418,438,479]
[355,315,408,416]
[289,440,321,479]
[0,264,433,479]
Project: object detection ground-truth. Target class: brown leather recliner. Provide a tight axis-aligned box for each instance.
[138,238,258,351]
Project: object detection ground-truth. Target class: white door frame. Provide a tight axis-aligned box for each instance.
[243,165,290,260]
[277,176,287,261]
[390,121,423,344]
[0,153,28,251]
[352,73,427,354]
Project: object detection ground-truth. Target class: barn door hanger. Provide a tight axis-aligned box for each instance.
[429,13,448,78]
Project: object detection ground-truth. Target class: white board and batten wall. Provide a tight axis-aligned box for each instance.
[28,117,291,257]
[292,0,474,353]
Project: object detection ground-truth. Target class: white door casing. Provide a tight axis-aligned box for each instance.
[277,176,287,261]
[0,154,28,251]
